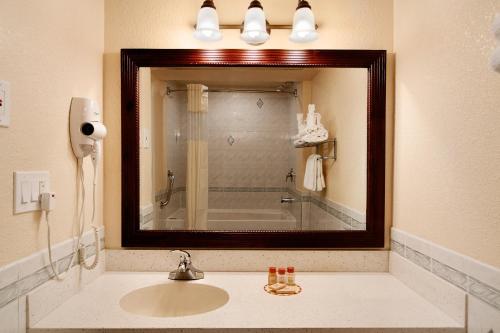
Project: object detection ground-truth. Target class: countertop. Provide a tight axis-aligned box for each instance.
[30,272,464,333]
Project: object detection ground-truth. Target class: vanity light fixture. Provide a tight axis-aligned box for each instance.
[193,0,319,45]
[289,0,318,43]
[194,0,222,42]
[240,0,270,45]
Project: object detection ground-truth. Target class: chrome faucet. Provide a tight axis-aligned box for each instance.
[285,168,296,183]
[169,250,204,280]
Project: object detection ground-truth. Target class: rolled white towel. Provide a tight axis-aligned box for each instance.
[491,47,500,73]
[493,13,500,41]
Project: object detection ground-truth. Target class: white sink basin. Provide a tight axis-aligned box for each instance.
[119,282,229,317]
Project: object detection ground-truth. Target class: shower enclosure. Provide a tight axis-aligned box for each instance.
[155,81,302,231]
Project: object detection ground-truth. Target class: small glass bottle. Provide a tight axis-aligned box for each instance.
[278,267,287,284]
[287,266,295,285]
[268,267,277,285]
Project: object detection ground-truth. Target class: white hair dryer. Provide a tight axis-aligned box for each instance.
[43,98,107,281]
[69,97,106,271]
[70,97,107,159]
[70,97,107,183]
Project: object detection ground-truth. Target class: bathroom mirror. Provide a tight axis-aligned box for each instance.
[122,49,386,248]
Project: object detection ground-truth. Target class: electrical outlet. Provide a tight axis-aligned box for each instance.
[0,80,10,127]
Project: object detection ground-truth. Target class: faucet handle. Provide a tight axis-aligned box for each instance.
[171,250,191,264]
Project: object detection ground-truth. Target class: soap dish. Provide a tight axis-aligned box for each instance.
[264,284,302,296]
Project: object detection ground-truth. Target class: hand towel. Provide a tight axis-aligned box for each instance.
[303,154,326,191]
[315,156,326,191]
[303,154,317,191]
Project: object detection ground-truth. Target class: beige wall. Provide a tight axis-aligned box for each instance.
[310,69,368,213]
[0,0,104,266]
[104,0,394,248]
[393,0,500,267]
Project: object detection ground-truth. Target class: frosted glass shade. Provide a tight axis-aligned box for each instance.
[194,7,222,42]
[289,7,318,43]
[241,7,269,45]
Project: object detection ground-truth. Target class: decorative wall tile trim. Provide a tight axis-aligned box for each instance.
[391,228,500,311]
[309,194,366,229]
[27,251,106,328]
[139,204,154,228]
[432,260,468,291]
[391,240,405,257]
[209,187,287,193]
[156,187,288,202]
[390,252,467,326]
[405,247,432,271]
[286,186,366,228]
[0,227,105,310]
[468,277,500,309]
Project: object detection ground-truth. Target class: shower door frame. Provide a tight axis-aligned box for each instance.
[121,49,386,249]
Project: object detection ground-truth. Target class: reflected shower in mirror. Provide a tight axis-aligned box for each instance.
[138,67,367,231]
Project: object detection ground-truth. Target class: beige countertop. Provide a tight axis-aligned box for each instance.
[30,272,464,333]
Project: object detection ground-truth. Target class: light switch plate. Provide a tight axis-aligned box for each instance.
[14,171,50,214]
[0,80,11,127]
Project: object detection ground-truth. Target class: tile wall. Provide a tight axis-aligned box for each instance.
[390,227,500,332]
[0,228,105,332]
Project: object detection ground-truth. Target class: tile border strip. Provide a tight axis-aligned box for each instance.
[155,187,288,202]
[391,228,500,311]
[0,228,105,309]
[309,196,366,229]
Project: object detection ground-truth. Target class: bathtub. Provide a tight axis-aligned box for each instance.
[159,208,297,230]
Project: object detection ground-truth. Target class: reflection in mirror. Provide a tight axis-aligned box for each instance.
[139,67,367,231]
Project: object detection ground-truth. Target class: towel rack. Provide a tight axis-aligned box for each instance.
[294,138,337,161]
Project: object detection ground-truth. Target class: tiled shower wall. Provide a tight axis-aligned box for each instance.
[206,90,300,210]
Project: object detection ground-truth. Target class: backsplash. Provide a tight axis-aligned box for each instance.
[106,249,388,273]
[0,228,106,331]
[390,227,500,332]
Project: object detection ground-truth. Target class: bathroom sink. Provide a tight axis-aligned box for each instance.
[119,282,229,317]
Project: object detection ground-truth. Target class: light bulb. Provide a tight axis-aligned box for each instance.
[289,0,318,43]
[241,0,270,45]
[194,0,222,42]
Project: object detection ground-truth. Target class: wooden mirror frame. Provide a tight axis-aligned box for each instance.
[121,49,386,249]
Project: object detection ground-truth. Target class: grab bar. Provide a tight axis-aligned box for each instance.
[160,170,175,209]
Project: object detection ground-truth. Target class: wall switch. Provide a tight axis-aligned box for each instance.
[21,182,30,204]
[14,171,50,214]
[0,80,11,127]
[31,181,40,202]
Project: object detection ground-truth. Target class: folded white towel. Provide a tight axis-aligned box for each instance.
[492,47,500,73]
[302,128,329,143]
[303,154,326,191]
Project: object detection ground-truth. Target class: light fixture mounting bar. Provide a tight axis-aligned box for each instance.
[194,24,318,30]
